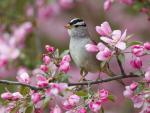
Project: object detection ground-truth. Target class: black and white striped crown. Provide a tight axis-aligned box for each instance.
[69,18,86,27]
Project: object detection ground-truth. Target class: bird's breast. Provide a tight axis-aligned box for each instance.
[69,38,100,72]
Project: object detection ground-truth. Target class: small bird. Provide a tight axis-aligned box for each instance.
[65,18,103,78]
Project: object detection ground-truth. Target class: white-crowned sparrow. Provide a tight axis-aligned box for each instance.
[65,18,124,85]
[65,18,102,74]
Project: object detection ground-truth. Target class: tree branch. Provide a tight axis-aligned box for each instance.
[68,74,138,86]
[116,55,126,76]
[0,80,42,90]
[0,74,139,90]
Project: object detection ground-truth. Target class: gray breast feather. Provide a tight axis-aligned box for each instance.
[69,37,100,72]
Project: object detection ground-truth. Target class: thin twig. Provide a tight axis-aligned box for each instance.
[0,74,139,90]
[0,80,42,90]
[68,74,138,86]
[116,55,126,76]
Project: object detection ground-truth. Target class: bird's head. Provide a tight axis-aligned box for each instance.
[65,18,89,38]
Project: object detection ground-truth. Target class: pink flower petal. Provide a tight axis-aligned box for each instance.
[100,36,112,44]
[121,29,127,41]
[112,30,121,41]
[115,41,126,50]
[85,44,99,52]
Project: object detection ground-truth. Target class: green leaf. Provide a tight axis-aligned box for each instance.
[76,90,87,97]
[19,86,30,96]
[118,53,125,63]
[25,104,34,113]
[127,41,143,48]
[60,49,70,57]
[100,61,106,69]
[108,95,115,102]
[126,34,134,40]
[54,49,59,58]
[101,107,105,113]
[136,83,144,93]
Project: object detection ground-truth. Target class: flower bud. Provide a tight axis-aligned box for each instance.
[130,82,138,91]
[1,92,13,100]
[89,101,101,112]
[31,93,41,104]
[45,45,55,53]
[43,55,51,64]
[59,61,70,73]
[130,57,142,69]
[132,45,144,57]
[40,64,49,72]
[62,54,71,62]
[144,42,150,50]
[99,89,109,101]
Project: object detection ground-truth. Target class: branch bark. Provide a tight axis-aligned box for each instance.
[0,74,139,90]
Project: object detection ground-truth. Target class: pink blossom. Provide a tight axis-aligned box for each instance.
[59,61,70,73]
[1,92,13,100]
[36,75,49,88]
[132,45,144,57]
[40,64,49,72]
[43,55,51,64]
[68,94,80,105]
[144,42,150,50]
[131,95,144,108]
[123,86,133,97]
[96,45,112,61]
[62,100,73,110]
[59,0,75,9]
[85,44,99,52]
[130,57,142,69]
[121,0,134,5]
[16,72,30,84]
[21,22,32,33]
[96,21,112,36]
[104,0,112,11]
[144,71,150,82]
[51,105,62,113]
[0,55,8,67]
[89,101,101,112]
[45,45,55,53]
[31,93,42,104]
[77,108,87,113]
[38,5,54,19]
[62,54,71,62]
[101,29,127,50]
[99,89,109,101]
[58,83,68,91]
[130,82,138,91]
[12,92,23,101]
[47,83,60,95]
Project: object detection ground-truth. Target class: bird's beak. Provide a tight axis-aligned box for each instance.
[64,24,72,29]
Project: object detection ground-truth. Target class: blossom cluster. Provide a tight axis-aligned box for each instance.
[103,0,150,20]
[123,71,150,113]
[0,22,32,71]
[85,21,127,61]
